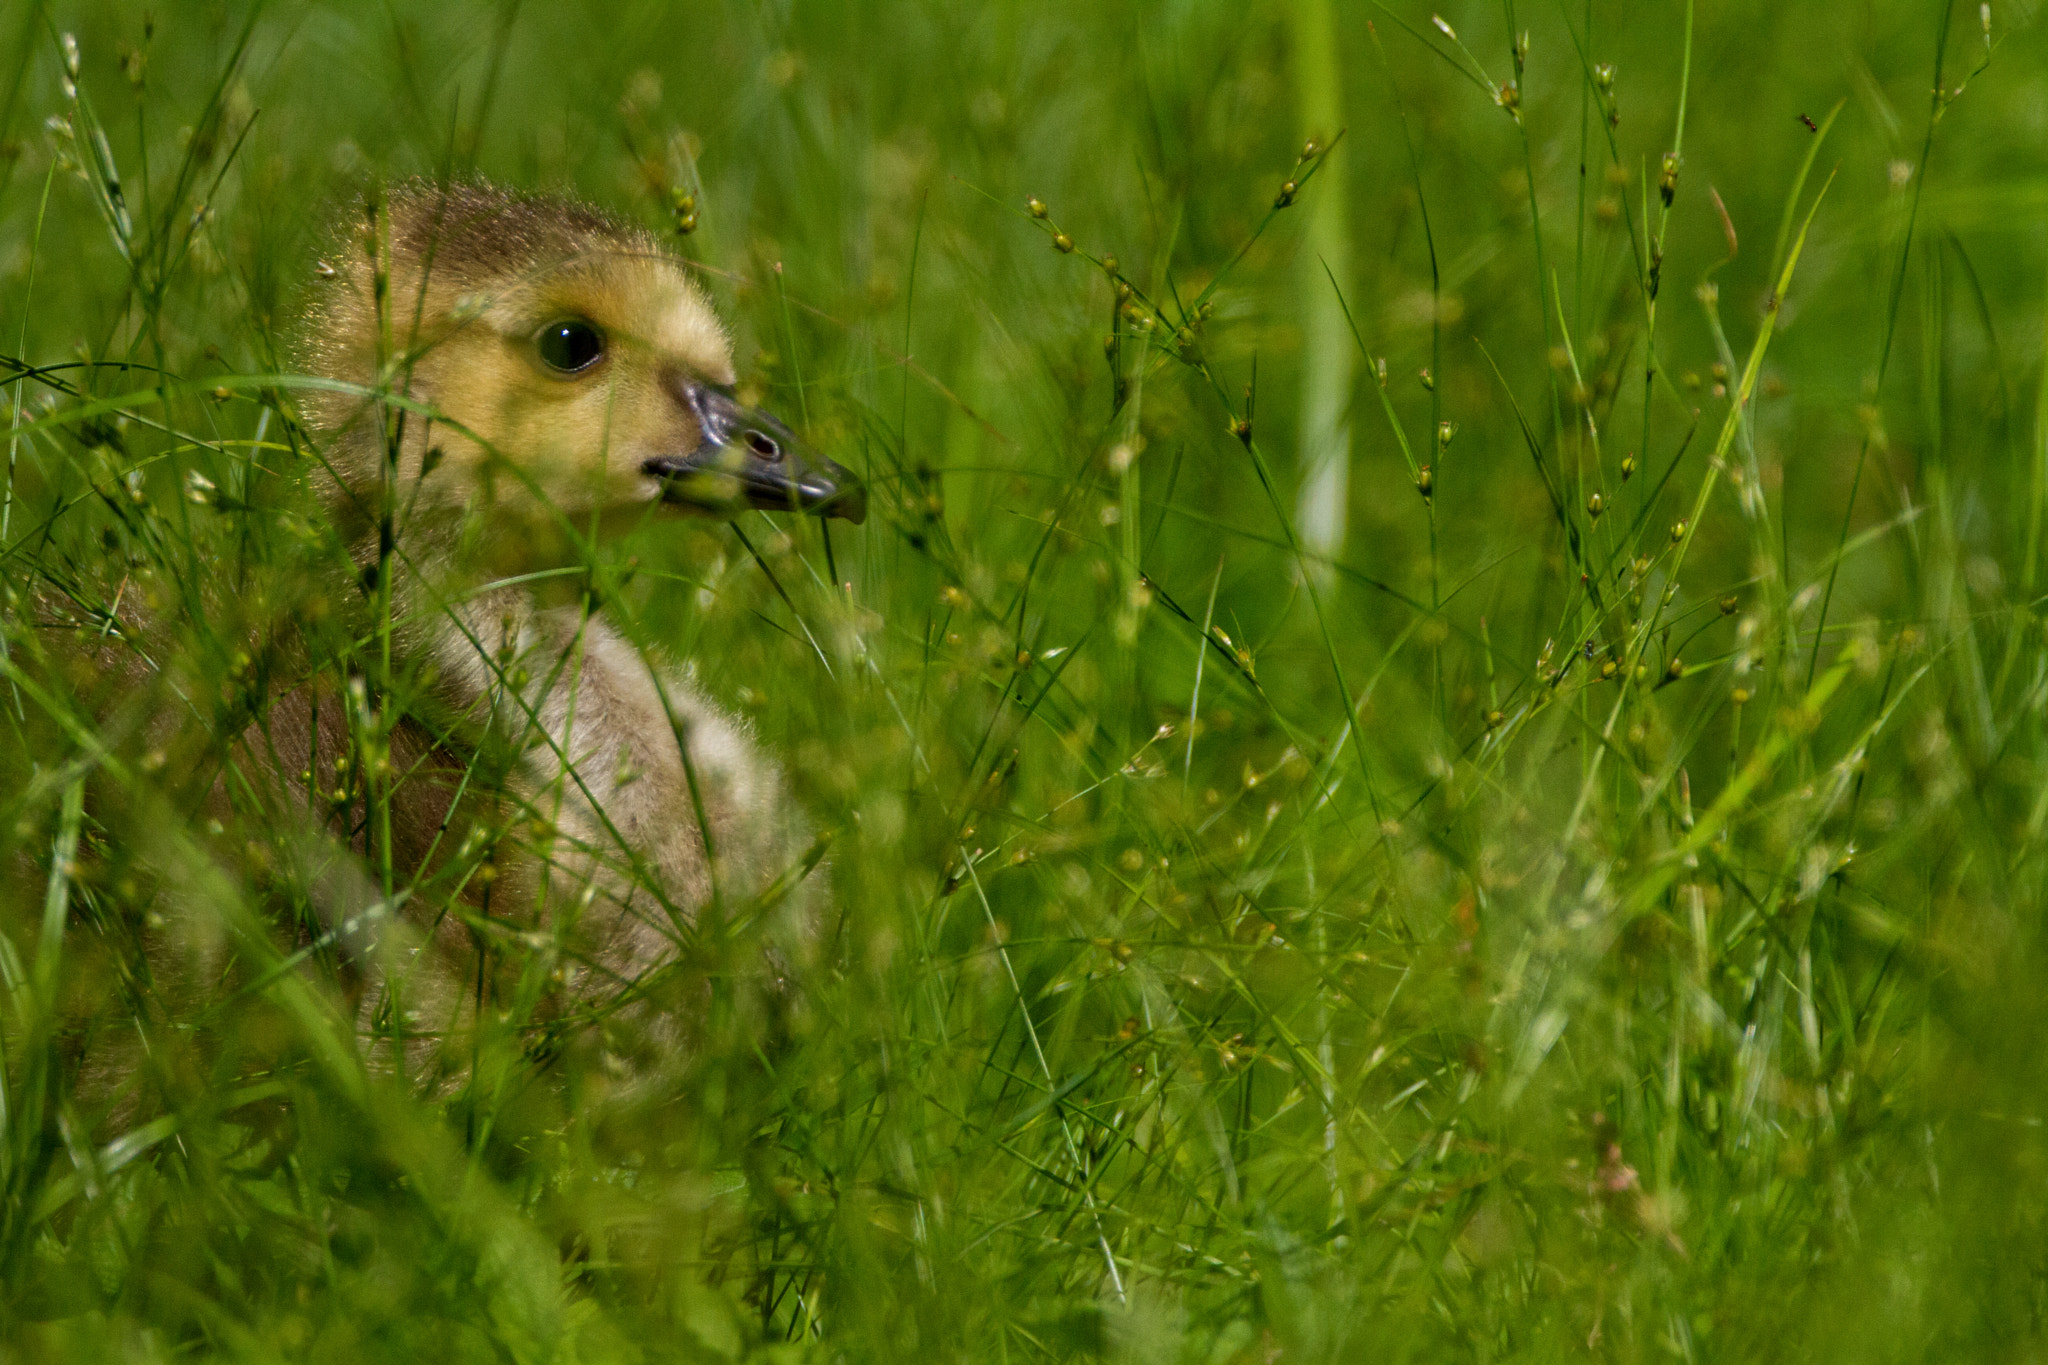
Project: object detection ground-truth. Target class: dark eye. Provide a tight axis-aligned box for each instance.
[536,319,605,373]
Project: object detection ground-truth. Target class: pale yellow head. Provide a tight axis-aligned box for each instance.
[298,180,860,550]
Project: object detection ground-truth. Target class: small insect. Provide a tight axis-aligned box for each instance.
[1798,113,1818,133]
[1583,640,1598,661]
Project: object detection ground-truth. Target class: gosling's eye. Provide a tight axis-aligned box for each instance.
[536,319,605,374]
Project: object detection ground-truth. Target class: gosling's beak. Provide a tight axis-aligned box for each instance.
[644,381,866,524]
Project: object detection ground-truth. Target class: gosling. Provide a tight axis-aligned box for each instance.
[282,179,861,1068]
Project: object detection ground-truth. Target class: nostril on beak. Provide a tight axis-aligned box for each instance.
[744,430,782,462]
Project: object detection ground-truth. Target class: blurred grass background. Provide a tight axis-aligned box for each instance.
[4,0,2048,1359]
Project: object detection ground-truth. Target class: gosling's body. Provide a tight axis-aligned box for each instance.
[274,180,857,1062]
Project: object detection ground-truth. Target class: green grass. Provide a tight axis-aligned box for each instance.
[4,1,2048,1359]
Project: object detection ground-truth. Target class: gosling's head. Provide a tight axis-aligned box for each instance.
[298,179,863,547]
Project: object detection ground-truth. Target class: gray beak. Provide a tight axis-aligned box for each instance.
[644,381,866,524]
